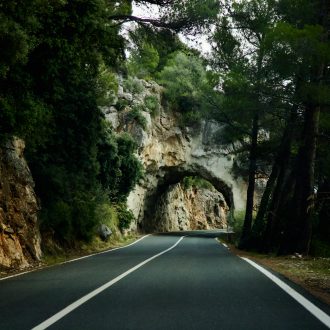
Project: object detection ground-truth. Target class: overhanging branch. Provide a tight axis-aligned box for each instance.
[109,14,184,30]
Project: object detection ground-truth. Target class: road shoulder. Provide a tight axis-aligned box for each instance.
[221,240,330,306]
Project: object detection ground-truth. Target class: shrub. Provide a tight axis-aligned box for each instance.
[116,203,135,231]
[40,200,73,243]
[182,176,214,190]
[232,210,245,245]
[310,239,330,257]
[96,65,118,106]
[127,42,160,79]
[144,95,159,117]
[98,129,143,203]
[115,98,130,111]
[127,105,147,129]
[123,77,144,95]
[95,201,118,229]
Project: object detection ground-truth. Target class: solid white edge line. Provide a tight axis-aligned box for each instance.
[241,257,330,329]
[32,236,185,330]
[64,234,151,263]
[0,235,150,282]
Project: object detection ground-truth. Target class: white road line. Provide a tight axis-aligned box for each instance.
[64,234,151,264]
[222,243,228,248]
[32,236,185,330]
[241,257,330,329]
[0,235,150,282]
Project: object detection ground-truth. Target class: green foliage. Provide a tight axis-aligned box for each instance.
[233,211,245,234]
[158,52,207,104]
[182,176,214,190]
[116,203,135,231]
[158,51,211,126]
[116,133,144,197]
[161,0,219,30]
[144,95,160,117]
[98,128,143,203]
[1,0,328,254]
[127,42,160,79]
[0,0,145,245]
[310,239,330,258]
[95,199,118,230]
[0,1,39,78]
[96,64,118,106]
[40,190,100,244]
[123,77,145,95]
[115,98,131,111]
[126,106,148,129]
[127,26,185,75]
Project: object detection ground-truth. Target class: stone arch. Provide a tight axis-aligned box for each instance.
[139,164,234,232]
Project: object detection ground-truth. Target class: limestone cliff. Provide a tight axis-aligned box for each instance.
[102,78,246,232]
[0,138,41,270]
[153,183,228,232]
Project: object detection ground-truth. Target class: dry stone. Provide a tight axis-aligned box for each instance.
[105,78,246,232]
[0,138,41,270]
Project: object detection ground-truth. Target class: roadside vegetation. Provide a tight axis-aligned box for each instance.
[1,0,329,263]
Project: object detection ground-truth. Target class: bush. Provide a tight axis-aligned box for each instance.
[96,65,118,106]
[115,98,130,111]
[232,210,245,245]
[71,192,99,242]
[127,42,160,79]
[127,105,147,129]
[95,201,118,229]
[123,77,144,95]
[182,176,214,190]
[144,95,159,117]
[116,203,135,231]
[310,239,330,257]
[40,200,73,243]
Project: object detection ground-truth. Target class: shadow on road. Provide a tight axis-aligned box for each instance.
[155,230,234,239]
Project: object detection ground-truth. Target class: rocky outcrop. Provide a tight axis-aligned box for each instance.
[153,183,228,232]
[102,78,246,232]
[0,138,42,270]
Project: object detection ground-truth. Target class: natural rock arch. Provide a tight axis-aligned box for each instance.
[105,78,247,232]
[155,165,234,207]
[136,164,234,232]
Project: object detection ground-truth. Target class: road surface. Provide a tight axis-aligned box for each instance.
[0,231,329,329]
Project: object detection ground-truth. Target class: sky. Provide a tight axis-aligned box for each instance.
[131,1,212,55]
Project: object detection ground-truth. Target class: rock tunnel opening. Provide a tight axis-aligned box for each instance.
[139,165,234,233]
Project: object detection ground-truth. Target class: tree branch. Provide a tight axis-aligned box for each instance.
[109,14,187,31]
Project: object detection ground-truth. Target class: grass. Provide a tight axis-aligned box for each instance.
[0,233,141,279]
[42,233,139,267]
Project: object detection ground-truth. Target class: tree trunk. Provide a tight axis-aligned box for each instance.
[278,0,327,254]
[264,161,295,251]
[251,164,279,241]
[239,113,259,248]
[252,105,298,250]
[278,103,321,255]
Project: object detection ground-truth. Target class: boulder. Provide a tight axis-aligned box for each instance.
[98,224,112,241]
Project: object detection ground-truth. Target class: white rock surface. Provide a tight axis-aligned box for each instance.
[105,78,246,232]
[153,183,229,232]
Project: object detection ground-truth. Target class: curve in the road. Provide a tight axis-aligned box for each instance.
[32,236,186,330]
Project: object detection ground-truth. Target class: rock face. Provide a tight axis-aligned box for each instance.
[103,78,246,232]
[153,183,228,232]
[0,138,42,270]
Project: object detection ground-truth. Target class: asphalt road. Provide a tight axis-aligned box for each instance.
[1,231,330,330]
